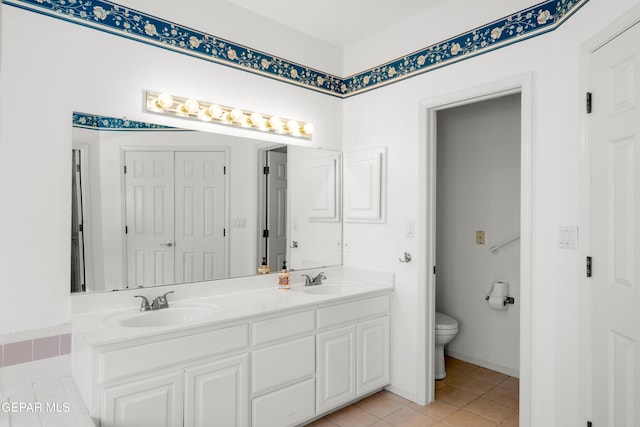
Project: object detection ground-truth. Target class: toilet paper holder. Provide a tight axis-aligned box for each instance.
[485,295,515,306]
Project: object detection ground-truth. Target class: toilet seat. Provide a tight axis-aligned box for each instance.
[435,312,458,331]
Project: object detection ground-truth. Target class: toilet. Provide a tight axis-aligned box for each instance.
[435,312,459,380]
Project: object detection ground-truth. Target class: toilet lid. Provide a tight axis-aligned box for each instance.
[435,312,458,330]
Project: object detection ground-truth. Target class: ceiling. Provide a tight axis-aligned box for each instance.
[224,0,449,47]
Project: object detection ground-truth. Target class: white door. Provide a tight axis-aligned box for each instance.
[267,151,287,269]
[125,151,175,287]
[591,21,640,426]
[184,354,248,427]
[175,151,227,283]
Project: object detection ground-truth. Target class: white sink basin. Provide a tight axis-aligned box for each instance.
[106,304,219,328]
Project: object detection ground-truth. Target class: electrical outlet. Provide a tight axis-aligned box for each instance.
[476,230,485,245]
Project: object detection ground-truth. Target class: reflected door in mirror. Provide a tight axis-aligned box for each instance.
[174,152,226,283]
[124,151,227,288]
[265,150,287,270]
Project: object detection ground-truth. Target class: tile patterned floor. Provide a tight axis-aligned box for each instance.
[0,376,94,427]
[306,357,519,427]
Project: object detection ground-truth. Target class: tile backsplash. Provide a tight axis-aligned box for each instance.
[1,334,71,368]
[0,332,72,394]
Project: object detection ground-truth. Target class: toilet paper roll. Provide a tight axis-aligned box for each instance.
[490,281,509,298]
[488,296,508,310]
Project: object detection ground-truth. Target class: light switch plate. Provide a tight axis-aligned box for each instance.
[231,217,246,228]
[476,230,485,245]
[406,221,415,237]
[558,226,578,249]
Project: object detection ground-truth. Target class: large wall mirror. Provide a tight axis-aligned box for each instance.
[71,113,342,294]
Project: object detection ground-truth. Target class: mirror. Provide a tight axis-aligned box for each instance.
[71,113,342,293]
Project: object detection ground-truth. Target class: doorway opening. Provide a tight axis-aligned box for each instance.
[417,75,533,427]
[435,93,521,378]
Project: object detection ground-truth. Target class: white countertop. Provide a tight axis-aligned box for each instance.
[71,268,394,347]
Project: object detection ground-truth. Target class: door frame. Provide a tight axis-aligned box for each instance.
[120,146,231,288]
[416,73,533,426]
[580,3,640,422]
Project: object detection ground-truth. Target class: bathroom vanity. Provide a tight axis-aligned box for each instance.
[71,270,392,427]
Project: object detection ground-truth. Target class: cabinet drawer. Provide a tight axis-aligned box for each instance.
[252,310,315,346]
[252,336,315,395]
[317,295,389,329]
[100,324,249,383]
[252,378,315,427]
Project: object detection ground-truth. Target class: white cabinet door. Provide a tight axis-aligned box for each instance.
[317,326,356,412]
[184,354,249,427]
[357,316,390,395]
[344,148,387,223]
[101,372,183,427]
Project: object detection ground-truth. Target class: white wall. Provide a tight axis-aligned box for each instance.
[343,0,553,75]
[0,4,342,334]
[435,94,521,375]
[342,1,640,425]
[114,0,344,75]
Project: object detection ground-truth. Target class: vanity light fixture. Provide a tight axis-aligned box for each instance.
[145,91,314,139]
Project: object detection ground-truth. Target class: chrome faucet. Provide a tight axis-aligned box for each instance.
[303,272,326,286]
[134,295,151,312]
[134,291,174,311]
[151,291,174,310]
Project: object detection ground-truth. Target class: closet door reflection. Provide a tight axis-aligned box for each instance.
[174,152,226,283]
[125,152,175,287]
[124,151,227,288]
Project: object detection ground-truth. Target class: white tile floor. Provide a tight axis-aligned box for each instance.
[0,376,94,427]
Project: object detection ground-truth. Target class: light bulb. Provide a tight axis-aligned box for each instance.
[302,122,315,135]
[268,116,282,131]
[155,93,174,109]
[207,104,223,119]
[197,109,211,121]
[184,98,200,115]
[286,120,300,134]
[249,112,264,127]
[176,104,190,116]
[230,108,244,122]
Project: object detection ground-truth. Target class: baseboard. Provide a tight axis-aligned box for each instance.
[446,350,520,378]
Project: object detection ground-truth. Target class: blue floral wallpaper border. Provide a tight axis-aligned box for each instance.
[72,112,179,130]
[8,0,588,98]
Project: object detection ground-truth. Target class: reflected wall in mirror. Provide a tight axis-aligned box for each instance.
[71,113,342,293]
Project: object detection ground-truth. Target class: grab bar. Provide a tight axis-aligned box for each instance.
[489,234,520,254]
